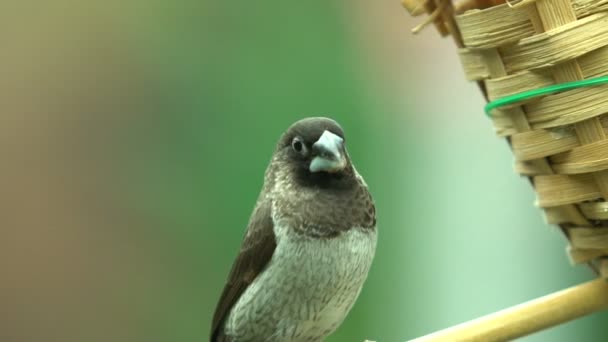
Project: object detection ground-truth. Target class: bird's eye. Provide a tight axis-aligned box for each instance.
[291,138,305,154]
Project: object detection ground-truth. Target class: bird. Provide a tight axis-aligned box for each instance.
[210,117,377,342]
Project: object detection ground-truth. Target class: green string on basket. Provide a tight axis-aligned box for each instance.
[484,75,608,117]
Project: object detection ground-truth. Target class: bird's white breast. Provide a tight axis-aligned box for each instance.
[225,220,377,342]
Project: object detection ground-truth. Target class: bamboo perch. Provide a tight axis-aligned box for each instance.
[409,278,608,342]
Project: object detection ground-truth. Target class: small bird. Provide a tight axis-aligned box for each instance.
[210,117,377,342]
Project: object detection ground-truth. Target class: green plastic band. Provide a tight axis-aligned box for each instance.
[484,75,608,117]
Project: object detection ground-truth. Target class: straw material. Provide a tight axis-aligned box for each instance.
[404,0,608,277]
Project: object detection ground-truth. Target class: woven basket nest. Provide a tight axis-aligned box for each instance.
[403,0,608,277]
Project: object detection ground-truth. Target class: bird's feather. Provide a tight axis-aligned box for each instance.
[210,199,276,342]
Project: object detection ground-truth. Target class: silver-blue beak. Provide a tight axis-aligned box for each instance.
[309,130,347,173]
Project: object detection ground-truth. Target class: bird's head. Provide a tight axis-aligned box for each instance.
[273,117,355,188]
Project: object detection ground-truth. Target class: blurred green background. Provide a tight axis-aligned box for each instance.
[2,1,607,341]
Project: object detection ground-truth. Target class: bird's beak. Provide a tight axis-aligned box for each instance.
[309,130,347,173]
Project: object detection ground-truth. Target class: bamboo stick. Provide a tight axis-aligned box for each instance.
[409,278,608,342]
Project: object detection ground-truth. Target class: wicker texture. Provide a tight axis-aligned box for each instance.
[405,0,608,277]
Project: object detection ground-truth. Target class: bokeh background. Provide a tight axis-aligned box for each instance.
[3,1,607,341]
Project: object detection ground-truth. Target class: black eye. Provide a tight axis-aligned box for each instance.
[292,138,303,152]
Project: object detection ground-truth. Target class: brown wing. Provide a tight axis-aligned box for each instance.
[210,199,276,342]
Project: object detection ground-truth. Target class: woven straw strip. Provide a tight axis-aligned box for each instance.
[491,95,608,137]
[579,46,608,77]
[500,13,608,73]
[570,227,608,249]
[580,202,608,219]
[515,160,556,176]
[551,140,608,174]
[458,48,491,80]
[535,174,601,207]
[524,84,608,129]
[601,259,608,277]
[492,114,517,136]
[456,0,608,48]
[603,116,608,129]
[511,128,578,161]
[458,14,608,85]
[491,114,517,136]
[568,246,608,264]
[574,0,608,17]
[545,205,590,225]
[485,46,608,100]
[456,5,535,48]
[486,71,553,101]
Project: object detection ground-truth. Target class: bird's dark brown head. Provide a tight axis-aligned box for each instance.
[274,117,356,189]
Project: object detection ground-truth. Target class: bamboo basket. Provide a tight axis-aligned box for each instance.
[402,0,608,340]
